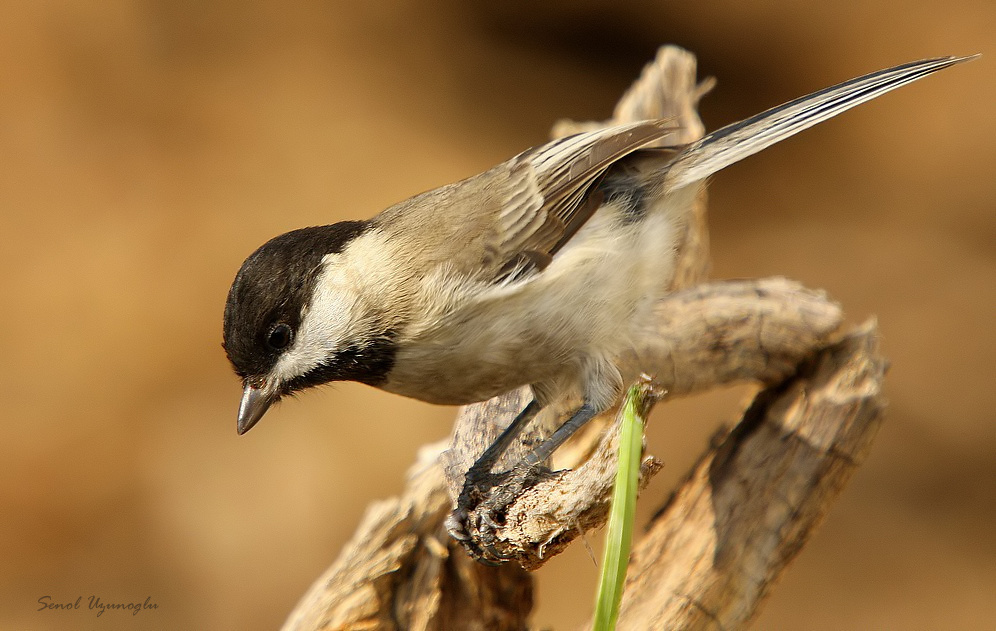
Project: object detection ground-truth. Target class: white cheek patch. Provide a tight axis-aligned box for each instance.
[270,255,361,384]
[268,229,396,385]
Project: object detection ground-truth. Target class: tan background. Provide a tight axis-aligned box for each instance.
[1,2,992,629]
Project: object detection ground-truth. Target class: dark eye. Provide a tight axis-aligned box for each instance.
[266,323,293,351]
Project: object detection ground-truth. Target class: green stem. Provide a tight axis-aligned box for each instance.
[593,383,648,631]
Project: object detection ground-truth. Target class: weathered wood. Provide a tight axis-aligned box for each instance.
[282,442,532,631]
[442,278,845,570]
[607,323,886,630]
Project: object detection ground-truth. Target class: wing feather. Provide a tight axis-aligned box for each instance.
[489,120,674,279]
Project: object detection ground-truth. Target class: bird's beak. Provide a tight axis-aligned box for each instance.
[237,382,277,435]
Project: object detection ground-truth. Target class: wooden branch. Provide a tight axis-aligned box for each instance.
[607,322,887,630]
[281,46,887,630]
[282,443,533,631]
[442,278,845,570]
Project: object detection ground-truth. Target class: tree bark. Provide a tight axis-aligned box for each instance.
[282,46,886,631]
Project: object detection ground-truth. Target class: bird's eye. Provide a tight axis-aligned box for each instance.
[266,323,293,351]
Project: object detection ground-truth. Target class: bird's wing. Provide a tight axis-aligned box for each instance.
[486,120,674,280]
[467,55,975,282]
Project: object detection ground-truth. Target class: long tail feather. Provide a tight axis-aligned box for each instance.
[664,55,977,189]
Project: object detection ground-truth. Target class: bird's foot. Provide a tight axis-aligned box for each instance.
[446,462,554,565]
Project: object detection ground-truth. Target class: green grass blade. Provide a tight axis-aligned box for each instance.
[593,384,648,631]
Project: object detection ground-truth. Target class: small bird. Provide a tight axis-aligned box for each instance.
[223,56,971,473]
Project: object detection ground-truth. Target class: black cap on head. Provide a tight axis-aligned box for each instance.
[222,221,371,386]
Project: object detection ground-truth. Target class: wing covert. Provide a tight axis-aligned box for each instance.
[487,120,674,281]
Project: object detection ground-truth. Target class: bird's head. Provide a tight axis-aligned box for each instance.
[222,221,396,434]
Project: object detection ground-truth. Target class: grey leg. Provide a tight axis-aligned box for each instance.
[451,400,602,562]
[521,402,599,466]
[467,399,542,477]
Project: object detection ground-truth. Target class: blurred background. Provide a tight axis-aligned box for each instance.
[0,1,992,629]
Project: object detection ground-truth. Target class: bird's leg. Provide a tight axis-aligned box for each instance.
[465,399,542,481]
[451,400,604,564]
[520,401,600,467]
[449,399,543,551]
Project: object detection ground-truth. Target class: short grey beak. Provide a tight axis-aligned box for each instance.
[237,383,276,435]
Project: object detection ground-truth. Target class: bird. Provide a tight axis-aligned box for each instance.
[223,56,973,479]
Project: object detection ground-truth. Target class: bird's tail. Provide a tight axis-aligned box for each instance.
[664,55,977,190]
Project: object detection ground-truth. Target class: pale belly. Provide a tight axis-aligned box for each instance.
[379,203,684,407]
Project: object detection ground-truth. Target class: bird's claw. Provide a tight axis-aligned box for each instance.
[446,462,550,565]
